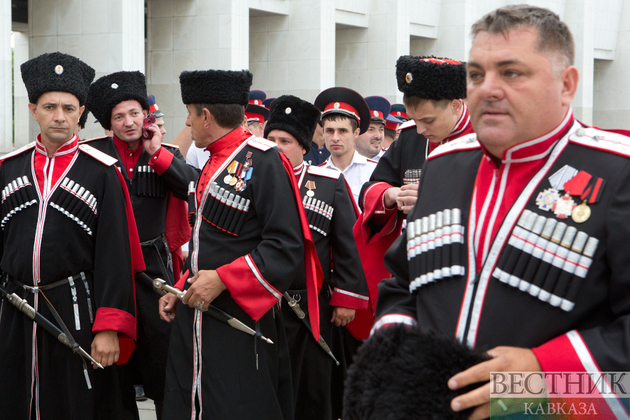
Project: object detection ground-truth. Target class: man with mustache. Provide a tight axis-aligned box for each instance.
[374,5,630,418]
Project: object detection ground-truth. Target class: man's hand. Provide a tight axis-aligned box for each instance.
[331,307,356,327]
[91,330,120,369]
[448,346,541,420]
[396,183,419,214]
[383,187,401,209]
[141,123,163,156]
[182,270,227,311]
[159,293,180,322]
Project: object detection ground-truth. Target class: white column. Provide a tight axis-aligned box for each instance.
[29,0,145,141]
[564,0,595,125]
[0,2,11,152]
[13,32,31,148]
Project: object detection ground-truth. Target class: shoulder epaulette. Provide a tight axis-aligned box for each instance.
[247,136,277,152]
[79,144,118,166]
[428,133,480,160]
[79,136,109,144]
[569,126,630,158]
[0,142,36,162]
[307,165,341,179]
[162,143,180,149]
[399,120,416,130]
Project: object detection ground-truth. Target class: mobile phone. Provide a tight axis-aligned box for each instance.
[142,114,156,139]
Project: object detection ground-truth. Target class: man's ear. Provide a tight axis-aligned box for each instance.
[28,103,38,121]
[353,127,361,140]
[451,99,462,113]
[560,66,579,107]
[202,107,213,126]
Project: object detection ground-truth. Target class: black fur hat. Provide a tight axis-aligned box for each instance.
[264,95,321,154]
[179,70,253,106]
[87,71,149,130]
[396,55,466,101]
[344,325,489,420]
[21,52,95,106]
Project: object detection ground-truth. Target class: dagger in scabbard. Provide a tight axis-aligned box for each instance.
[283,292,340,366]
[0,283,103,369]
[142,274,274,345]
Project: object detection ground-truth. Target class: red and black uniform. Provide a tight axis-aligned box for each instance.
[350,104,473,339]
[0,135,137,420]
[375,111,630,418]
[283,162,368,420]
[163,127,321,420]
[83,136,197,415]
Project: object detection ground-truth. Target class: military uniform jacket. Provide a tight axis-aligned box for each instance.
[164,127,320,420]
[83,137,196,242]
[0,137,136,419]
[294,162,368,309]
[349,105,473,339]
[375,116,630,416]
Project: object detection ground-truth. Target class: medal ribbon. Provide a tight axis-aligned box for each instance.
[226,160,239,175]
[563,171,605,204]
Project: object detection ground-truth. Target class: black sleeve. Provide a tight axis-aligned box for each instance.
[329,174,368,308]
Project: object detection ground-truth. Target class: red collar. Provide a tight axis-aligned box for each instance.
[35,134,78,157]
[206,127,252,155]
[428,103,474,154]
[443,102,473,143]
[483,110,574,165]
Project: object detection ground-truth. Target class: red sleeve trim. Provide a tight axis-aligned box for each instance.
[532,332,585,372]
[175,269,189,290]
[359,182,400,245]
[533,331,630,418]
[92,307,136,364]
[216,255,282,322]
[330,287,369,310]
[147,146,174,175]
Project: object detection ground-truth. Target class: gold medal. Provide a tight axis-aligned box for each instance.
[229,176,237,187]
[572,201,591,223]
[224,174,233,185]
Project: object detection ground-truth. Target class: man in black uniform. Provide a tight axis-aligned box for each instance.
[350,55,473,339]
[159,69,321,420]
[375,5,630,418]
[86,71,197,419]
[0,52,137,420]
[265,95,369,420]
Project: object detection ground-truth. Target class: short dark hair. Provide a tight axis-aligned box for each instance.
[403,94,450,111]
[384,127,397,141]
[321,114,358,132]
[471,5,574,72]
[194,103,244,129]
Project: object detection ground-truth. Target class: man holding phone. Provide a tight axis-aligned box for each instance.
[85,71,197,419]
